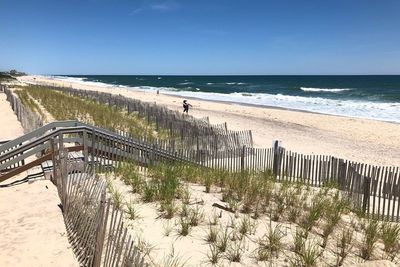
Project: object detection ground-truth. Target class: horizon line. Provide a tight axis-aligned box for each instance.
[44,73,400,76]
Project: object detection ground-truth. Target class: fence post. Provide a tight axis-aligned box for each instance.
[249,131,254,147]
[338,159,346,190]
[149,144,156,166]
[93,193,110,267]
[240,145,245,173]
[362,176,371,215]
[196,136,200,163]
[272,140,281,178]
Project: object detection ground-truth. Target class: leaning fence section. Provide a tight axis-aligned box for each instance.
[346,163,400,222]
[274,148,400,221]
[55,154,147,267]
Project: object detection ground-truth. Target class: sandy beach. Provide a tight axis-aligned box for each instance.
[3,2,400,266]
[2,77,399,266]
[0,90,77,266]
[18,75,400,167]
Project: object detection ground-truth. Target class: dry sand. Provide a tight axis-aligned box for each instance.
[18,75,400,167]
[0,92,24,141]
[0,90,77,266]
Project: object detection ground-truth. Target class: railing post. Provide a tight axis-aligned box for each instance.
[83,130,89,168]
[91,128,96,169]
[50,137,57,185]
[59,148,68,206]
[19,143,25,166]
[56,133,66,196]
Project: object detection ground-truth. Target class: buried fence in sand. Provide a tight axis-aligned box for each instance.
[1,83,400,264]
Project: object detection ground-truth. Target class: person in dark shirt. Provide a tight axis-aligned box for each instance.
[183,100,192,113]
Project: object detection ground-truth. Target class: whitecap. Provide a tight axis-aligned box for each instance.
[158,89,400,123]
[300,87,351,92]
[49,75,115,88]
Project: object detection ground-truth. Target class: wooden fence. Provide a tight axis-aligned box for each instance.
[1,83,400,223]
[2,81,400,267]
[198,144,400,221]
[2,83,253,157]
[56,129,400,222]
[3,86,43,133]
[55,147,148,267]
[30,85,253,149]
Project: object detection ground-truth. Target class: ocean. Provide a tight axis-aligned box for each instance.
[53,75,400,123]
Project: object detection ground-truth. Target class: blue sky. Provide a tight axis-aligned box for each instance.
[1,0,400,75]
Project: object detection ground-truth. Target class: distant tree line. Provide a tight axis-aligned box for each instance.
[4,69,26,76]
[0,69,25,81]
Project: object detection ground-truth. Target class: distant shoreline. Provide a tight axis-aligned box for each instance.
[38,74,400,124]
[23,74,400,125]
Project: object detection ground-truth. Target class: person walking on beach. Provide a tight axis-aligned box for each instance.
[183,99,192,114]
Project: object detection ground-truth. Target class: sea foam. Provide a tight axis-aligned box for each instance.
[159,88,400,123]
[179,82,193,85]
[51,75,119,88]
[300,87,351,92]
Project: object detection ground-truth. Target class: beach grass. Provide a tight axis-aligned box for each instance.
[16,85,170,140]
[100,159,400,266]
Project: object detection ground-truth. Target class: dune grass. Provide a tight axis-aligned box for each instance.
[17,85,169,140]
[14,89,46,118]
[105,159,400,266]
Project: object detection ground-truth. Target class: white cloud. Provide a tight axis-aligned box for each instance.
[129,7,144,15]
[129,1,179,15]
